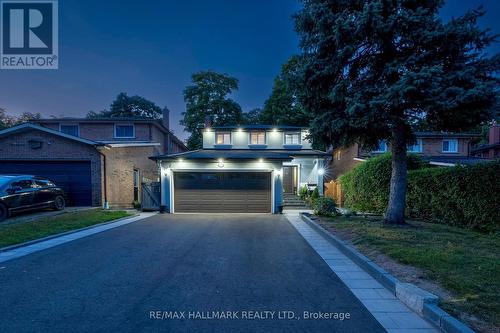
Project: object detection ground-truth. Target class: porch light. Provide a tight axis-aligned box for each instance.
[272,128,278,133]
[318,168,325,176]
[218,158,224,168]
[258,158,264,163]
[178,158,183,162]
[237,128,243,133]
[205,127,211,132]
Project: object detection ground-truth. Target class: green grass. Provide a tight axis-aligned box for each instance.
[323,216,500,329]
[0,209,131,248]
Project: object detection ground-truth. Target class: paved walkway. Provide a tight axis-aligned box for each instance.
[285,211,439,333]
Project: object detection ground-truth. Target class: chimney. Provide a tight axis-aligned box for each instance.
[162,107,170,130]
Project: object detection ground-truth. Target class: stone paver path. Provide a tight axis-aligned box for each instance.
[285,211,440,333]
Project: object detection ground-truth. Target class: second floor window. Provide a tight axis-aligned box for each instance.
[284,132,301,145]
[60,124,79,137]
[442,139,458,153]
[215,132,231,145]
[249,131,266,145]
[373,140,387,153]
[115,124,135,138]
[407,139,422,153]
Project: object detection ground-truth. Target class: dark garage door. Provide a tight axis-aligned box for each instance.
[174,172,271,213]
[0,161,92,206]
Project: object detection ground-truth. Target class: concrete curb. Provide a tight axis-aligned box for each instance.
[300,213,475,333]
[0,212,140,253]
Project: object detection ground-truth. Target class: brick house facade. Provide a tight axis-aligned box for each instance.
[0,111,187,208]
[327,132,483,180]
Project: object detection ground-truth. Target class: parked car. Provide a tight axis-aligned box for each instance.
[0,175,67,222]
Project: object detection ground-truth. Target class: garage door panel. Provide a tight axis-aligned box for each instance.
[174,172,271,213]
[0,161,92,206]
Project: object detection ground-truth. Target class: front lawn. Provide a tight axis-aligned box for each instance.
[320,216,499,333]
[0,209,131,248]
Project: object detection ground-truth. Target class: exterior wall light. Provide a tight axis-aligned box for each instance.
[237,128,243,133]
[318,168,325,176]
[258,158,264,163]
[272,128,278,133]
[217,158,224,168]
[205,127,211,132]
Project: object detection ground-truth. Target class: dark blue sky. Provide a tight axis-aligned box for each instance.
[0,0,498,141]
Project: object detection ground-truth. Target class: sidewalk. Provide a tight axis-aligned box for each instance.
[284,211,439,333]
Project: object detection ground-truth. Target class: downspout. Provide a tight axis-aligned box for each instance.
[97,147,109,209]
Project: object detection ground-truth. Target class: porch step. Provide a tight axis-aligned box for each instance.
[283,195,309,209]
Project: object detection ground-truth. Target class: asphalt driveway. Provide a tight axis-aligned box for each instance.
[0,214,385,333]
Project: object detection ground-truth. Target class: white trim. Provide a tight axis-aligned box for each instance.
[442,139,458,153]
[282,162,301,196]
[114,123,135,139]
[429,161,455,167]
[59,123,80,137]
[0,123,98,146]
[170,169,274,214]
[248,130,266,145]
[353,157,367,162]
[283,131,301,145]
[214,131,232,145]
[107,142,161,148]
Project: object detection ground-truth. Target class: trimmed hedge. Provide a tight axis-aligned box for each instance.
[339,153,425,214]
[340,155,500,232]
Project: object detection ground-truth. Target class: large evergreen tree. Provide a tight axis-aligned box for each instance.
[261,56,309,126]
[294,0,499,224]
[181,71,243,149]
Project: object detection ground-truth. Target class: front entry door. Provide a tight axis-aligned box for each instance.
[283,166,297,194]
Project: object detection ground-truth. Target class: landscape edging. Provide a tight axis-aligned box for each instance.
[299,213,474,333]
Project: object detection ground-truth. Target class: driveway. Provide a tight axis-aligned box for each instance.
[0,214,385,333]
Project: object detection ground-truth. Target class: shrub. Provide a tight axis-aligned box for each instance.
[310,187,320,206]
[406,161,500,232]
[314,197,338,216]
[299,185,309,200]
[339,153,424,214]
[340,155,500,232]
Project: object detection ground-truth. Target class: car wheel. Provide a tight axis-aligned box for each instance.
[53,196,66,211]
[0,203,8,222]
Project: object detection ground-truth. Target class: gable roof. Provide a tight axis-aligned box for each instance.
[0,123,102,146]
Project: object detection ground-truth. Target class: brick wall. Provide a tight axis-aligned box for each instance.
[328,144,363,180]
[102,146,160,208]
[0,130,103,206]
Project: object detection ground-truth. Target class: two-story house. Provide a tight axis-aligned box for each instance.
[151,125,327,213]
[0,109,187,208]
[328,131,483,180]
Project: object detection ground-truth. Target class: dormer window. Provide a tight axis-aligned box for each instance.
[249,131,266,145]
[114,124,135,138]
[284,132,301,145]
[215,132,231,145]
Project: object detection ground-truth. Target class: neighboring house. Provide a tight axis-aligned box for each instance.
[471,124,500,159]
[151,125,327,213]
[0,109,187,208]
[328,131,484,179]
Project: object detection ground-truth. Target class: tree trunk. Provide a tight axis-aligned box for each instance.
[385,127,408,225]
